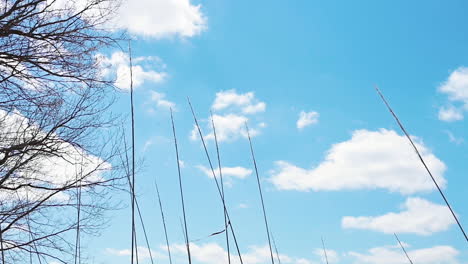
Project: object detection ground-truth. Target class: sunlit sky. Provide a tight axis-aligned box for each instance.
[88,0,468,263]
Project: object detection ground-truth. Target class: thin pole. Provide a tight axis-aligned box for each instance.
[155,179,173,264]
[187,98,244,264]
[245,123,275,264]
[24,191,42,264]
[375,86,468,242]
[170,108,192,264]
[321,237,329,264]
[271,233,281,264]
[122,135,154,264]
[1,221,5,264]
[74,169,82,264]
[210,112,231,264]
[394,233,414,264]
[129,40,137,264]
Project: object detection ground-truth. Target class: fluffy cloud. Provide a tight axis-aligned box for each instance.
[197,165,252,185]
[270,129,446,194]
[0,110,111,202]
[50,0,206,38]
[98,51,167,91]
[342,197,455,235]
[212,90,266,114]
[107,243,317,264]
[190,90,266,143]
[297,111,319,130]
[349,244,459,264]
[149,90,176,109]
[115,0,206,38]
[171,243,314,264]
[437,67,468,122]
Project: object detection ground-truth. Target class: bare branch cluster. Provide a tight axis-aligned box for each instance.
[0,0,124,262]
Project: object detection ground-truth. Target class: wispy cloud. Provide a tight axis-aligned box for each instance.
[444,130,464,145]
[297,111,319,130]
[196,165,252,186]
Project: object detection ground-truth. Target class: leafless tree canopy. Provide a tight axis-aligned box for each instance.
[0,0,123,263]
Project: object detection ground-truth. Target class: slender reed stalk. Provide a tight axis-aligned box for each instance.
[394,233,414,264]
[155,179,173,264]
[271,233,281,264]
[210,111,231,264]
[375,86,468,242]
[134,195,154,264]
[23,191,43,264]
[74,166,83,264]
[0,224,4,264]
[321,237,329,264]
[187,99,244,264]
[245,123,275,264]
[170,108,192,264]
[128,40,138,264]
[122,135,154,264]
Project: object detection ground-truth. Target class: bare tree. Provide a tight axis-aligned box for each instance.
[0,0,125,263]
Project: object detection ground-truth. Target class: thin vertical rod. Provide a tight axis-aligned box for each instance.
[245,123,275,264]
[394,233,414,264]
[129,40,137,264]
[321,237,329,264]
[271,233,281,264]
[170,108,192,264]
[74,169,82,264]
[122,132,154,264]
[375,86,467,242]
[210,112,231,264]
[155,179,173,264]
[1,219,5,263]
[187,98,244,264]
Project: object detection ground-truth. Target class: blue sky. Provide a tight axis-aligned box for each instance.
[88,0,468,263]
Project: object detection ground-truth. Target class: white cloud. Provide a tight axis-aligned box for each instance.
[342,197,455,235]
[190,114,254,142]
[0,110,110,202]
[270,129,446,194]
[190,90,266,143]
[439,67,468,103]
[47,0,206,38]
[297,111,319,129]
[437,67,468,122]
[114,0,206,38]
[149,90,176,110]
[98,51,167,91]
[170,243,314,264]
[349,244,459,264]
[197,165,252,186]
[438,106,464,122]
[313,248,339,264]
[212,90,266,114]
